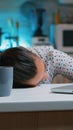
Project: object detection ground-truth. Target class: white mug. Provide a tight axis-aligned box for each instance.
[0,66,13,96]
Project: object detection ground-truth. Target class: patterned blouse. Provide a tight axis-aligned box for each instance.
[29,46,73,84]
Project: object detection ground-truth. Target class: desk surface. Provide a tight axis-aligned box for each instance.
[0,84,73,112]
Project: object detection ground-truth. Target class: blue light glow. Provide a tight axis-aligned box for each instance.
[49,24,55,44]
[58,0,62,3]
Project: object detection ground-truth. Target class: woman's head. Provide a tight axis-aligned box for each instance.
[0,46,48,88]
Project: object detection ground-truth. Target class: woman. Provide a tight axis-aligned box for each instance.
[0,45,73,88]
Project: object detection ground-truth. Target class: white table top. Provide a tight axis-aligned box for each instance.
[0,83,73,112]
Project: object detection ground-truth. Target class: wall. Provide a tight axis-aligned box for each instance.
[0,0,73,49]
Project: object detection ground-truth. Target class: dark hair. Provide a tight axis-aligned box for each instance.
[0,46,37,88]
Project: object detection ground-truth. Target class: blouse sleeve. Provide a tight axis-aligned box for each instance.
[53,49,73,80]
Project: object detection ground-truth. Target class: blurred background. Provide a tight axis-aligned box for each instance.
[0,0,73,51]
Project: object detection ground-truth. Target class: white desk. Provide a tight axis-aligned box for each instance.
[0,83,73,112]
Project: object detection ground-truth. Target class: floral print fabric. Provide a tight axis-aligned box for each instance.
[29,46,73,84]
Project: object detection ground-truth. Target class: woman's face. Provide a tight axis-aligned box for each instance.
[22,56,49,86]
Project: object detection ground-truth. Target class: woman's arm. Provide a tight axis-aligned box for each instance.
[53,49,73,80]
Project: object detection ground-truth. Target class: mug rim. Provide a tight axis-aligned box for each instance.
[0,66,13,68]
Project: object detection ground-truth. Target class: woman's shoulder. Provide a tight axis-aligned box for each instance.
[29,45,54,52]
[27,45,54,59]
